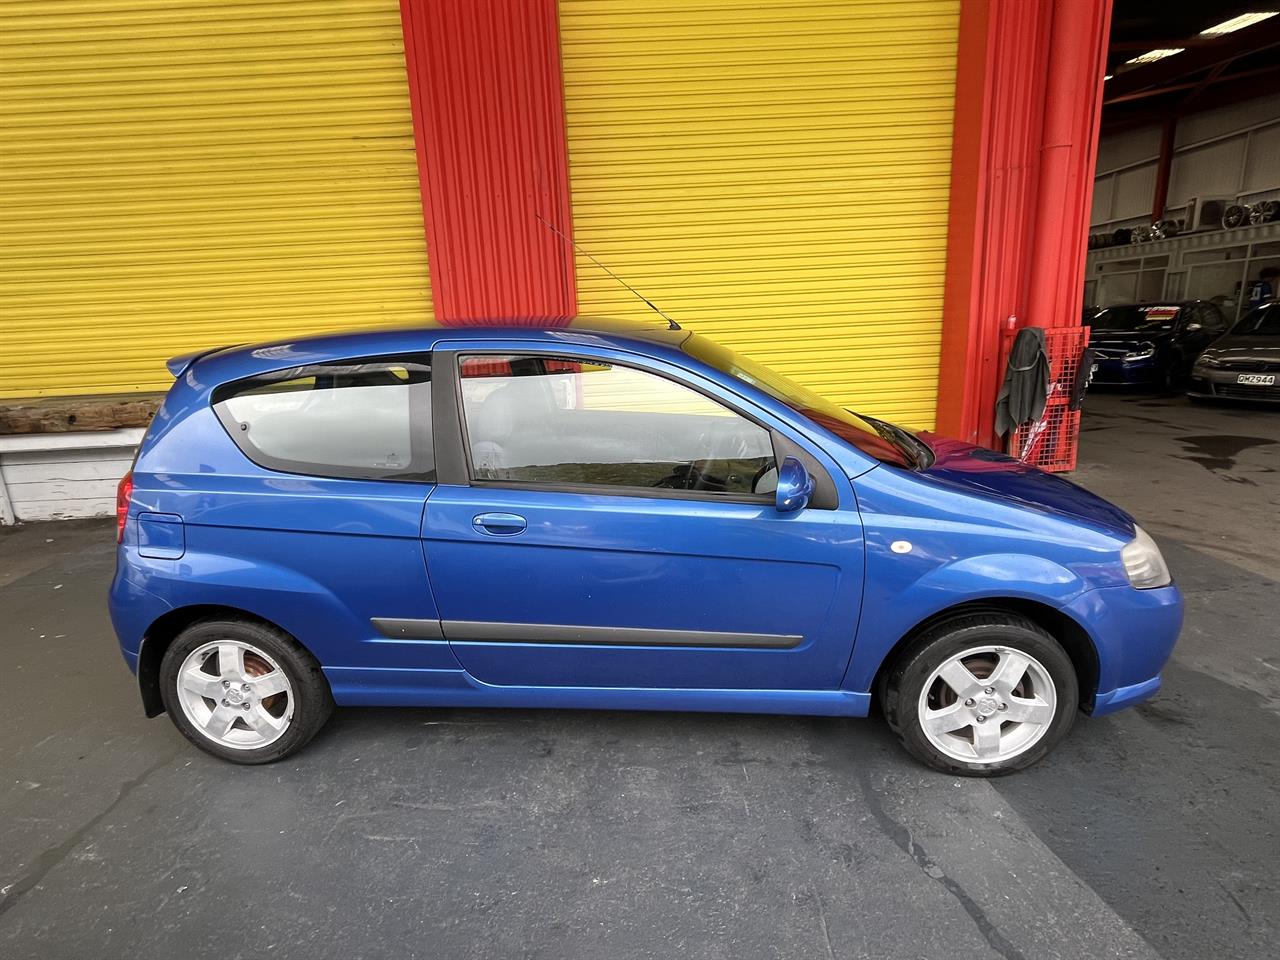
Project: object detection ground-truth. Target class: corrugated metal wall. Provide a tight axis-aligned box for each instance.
[0,0,431,400]
[400,0,576,321]
[1091,95,1280,231]
[560,0,960,428]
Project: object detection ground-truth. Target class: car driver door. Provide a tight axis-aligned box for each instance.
[420,342,865,693]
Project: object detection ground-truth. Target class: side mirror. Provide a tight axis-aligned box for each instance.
[1185,322,1203,333]
[775,456,814,513]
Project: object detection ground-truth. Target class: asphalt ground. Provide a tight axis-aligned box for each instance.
[1,391,1277,960]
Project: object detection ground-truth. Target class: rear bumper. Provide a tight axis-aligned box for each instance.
[108,548,173,675]
[1062,582,1183,715]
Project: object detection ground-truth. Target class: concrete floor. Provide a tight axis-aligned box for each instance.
[1,392,1277,960]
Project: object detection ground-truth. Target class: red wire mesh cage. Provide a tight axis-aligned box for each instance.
[1008,325,1091,473]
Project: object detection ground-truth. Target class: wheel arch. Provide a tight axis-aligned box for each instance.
[871,597,1100,715]
[136,605,305,718]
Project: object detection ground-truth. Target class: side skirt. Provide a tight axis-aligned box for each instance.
[324,666,871,718]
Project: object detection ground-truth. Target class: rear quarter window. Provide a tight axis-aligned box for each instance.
[212,357,434,481]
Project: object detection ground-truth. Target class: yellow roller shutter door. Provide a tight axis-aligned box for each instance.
[0,0,431,400]
[561,0,960,428]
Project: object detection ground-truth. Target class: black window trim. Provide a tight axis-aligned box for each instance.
[434,346,839,509]
[211,353,437,484]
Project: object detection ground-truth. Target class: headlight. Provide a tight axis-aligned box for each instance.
[1122,525,1171,589]
[1194,355,1219,369]
[1123,343,1156,361]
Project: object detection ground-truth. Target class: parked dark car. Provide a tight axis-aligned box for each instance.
[1187,301,1280,403]
[1085,301,1228,390]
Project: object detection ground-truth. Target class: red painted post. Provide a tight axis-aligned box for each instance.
[1024,0,1113,330]
[937,0,1112,447]
[399,0,576,323]
[1151,115,1177,223]
[936,0,1052,445]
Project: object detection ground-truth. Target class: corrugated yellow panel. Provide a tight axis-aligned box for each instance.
[560,0,959,428]
[0,0,431,399]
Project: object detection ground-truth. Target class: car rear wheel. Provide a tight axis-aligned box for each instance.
[159,618,333,764]
[881,613,1078,776]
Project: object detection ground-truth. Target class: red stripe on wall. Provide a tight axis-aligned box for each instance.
[936,0,1111,448]
[1024,0,1114,334]
[936,0,1050,446]
[400,0,576,322]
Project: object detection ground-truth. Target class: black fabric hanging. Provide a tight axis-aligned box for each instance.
[1070,346,1099,410]
[994,327,1050,437]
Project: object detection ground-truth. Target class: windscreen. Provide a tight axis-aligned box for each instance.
[682,335,913,468]
[1231,303,1280,335]
[1091,305,1181,333]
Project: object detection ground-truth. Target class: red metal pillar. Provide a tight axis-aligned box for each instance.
[936,0,1112,447]
[399,0,576,322]
[1151,115,1177,223]
[1024,0,1114,330]
[936,0,1052,445]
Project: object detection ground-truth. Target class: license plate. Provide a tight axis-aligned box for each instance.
[1237,374,1276,385]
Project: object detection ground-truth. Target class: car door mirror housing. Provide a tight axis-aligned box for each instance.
[775,456,814,513]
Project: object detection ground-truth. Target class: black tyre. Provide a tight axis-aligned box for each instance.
[1223,204,1248,229]
[158,618,334,764]
[880,613,1078,776]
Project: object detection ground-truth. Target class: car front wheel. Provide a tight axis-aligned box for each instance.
[158,618,334,764]
[881,613,1078,776]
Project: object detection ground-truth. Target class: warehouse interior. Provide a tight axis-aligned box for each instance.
[2,2,1278,959]
[1075,3,1279,615]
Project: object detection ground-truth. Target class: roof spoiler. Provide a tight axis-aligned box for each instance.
[165,346,229,378]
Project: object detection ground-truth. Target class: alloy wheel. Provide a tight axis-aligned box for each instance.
[916,645,1057,763]
[174,640,294,750]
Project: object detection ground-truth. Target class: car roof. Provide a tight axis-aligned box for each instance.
[180,315,692,385]
[1093,302,1188,309]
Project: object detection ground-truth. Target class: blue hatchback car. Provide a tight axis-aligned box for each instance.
[109,319,1183,775]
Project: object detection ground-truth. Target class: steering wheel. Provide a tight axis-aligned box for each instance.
[652,462,727,491]
[650,428,767,492]
[751,460,778,495]
[696,426,771,491]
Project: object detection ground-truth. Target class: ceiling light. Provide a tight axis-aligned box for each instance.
[1125,48,1185,65]
[1199,12,1278,35]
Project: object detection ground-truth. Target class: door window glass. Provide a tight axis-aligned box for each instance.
[458,355,776,496]
[214,358,433,480]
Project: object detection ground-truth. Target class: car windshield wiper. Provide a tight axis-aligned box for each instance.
[855,413,934,470]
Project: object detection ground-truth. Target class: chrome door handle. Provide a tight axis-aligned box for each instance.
[472,512,527,536]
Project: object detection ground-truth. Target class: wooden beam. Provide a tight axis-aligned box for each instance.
[0,395,161,435]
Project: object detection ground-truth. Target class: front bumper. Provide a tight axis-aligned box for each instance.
[1062,582,1183,715]
[1092,675,1162,715]
[1187,370,1280,402]
[1091,356,1161,386]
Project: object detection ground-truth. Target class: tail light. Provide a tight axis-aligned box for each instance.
[115,470,133,543]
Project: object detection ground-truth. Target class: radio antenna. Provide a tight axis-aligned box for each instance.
[536,212,680,330]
